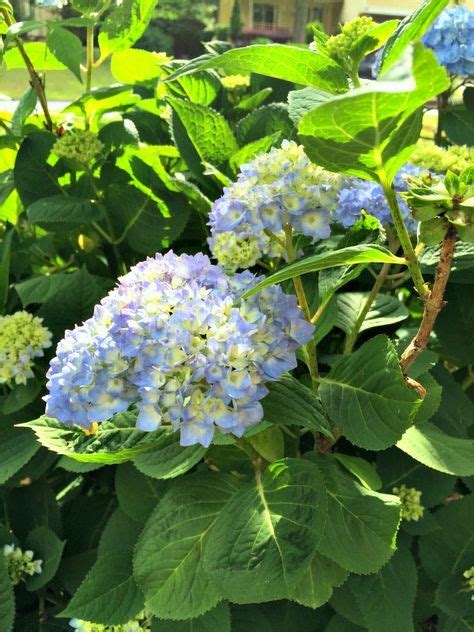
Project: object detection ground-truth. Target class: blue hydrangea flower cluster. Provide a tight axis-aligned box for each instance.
[209,140,343,270]
[335,164,424,232]
[422,4,474,76]
[45,252,313,447]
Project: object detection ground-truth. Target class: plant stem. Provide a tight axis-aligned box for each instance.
[86,24,94,92]
[381,180,428,299]
[283,225,319,389]
[350,68,361,88]
[1,10,53,131]
[343,260,392,354]
[400,225,457,372]
[435,90,449,147]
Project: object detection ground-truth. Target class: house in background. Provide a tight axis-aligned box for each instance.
[218,0,474,41]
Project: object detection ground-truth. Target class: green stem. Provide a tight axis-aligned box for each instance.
[343,260,392,354]
[381,180,428,299]
[350,67,361,88]
[86,24,94,93]
[283,225,319,390]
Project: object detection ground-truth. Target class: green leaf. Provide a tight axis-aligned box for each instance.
[18,413,168,464]
[262,375,333,437]
[397,422,474,476]
[380,0,449,73]
[419,494,474,583]
[240,245,404,299]
[435,284,474,367]
[203,458,327,603]
[110,48,166,83]
[1,380,41,415]
[443,107,474,147]
[235,103,292,145]
[0,556,14,632]
[291,552,348,609]
[229,133,281,174]
[299,44,449,182]
[333,453,382,490]
[4,20,43,46]
[234,87,273,111]
[306,454,400,574]
[168,45,348,93]
[134,473,239,619]
[167,70,221,107]
[248,426,284,463]
[62,509,144,624]
[0,424,40,485]
[348,546,418,632]
[319,335,421,450]
[115,462,165,523]
[0,229,13,309]
[151,603,231,632]
[37,267,113,336]
[287,86,332,125]
[105,183,190,254]
[25,527,65,591]
[27,196,104,232]
[11,87,37,136]
[435,573,473,620]
[351,20,399,68]
[98,0,158,58]
[168,97,238,165]
[14,132,61,206]
[15,273,72,307]
[46,26,83,82]
[336,291,409,334]
[133,431,206,479]
[4,41,66,70]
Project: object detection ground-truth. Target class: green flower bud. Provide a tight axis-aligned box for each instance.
[53,130,104,165]
[419,217,450,246]
[326,16,376,70]
[463,567,474,600]
[410,140,473,175]
[393,484,425,522]
[3,544,42,586]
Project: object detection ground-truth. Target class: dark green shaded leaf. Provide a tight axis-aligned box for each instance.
[25,527,65,591]
[27,196,104,231]
[14,132,61,206]
[151,603,231,632]
[115,462,165,522]
[336,291,409,334]
[46,26,83,82]
[0,556,14,632]
[0,424,40,485]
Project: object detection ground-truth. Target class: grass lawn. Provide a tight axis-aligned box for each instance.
[0,56,115,101]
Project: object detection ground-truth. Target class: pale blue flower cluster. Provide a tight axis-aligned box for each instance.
[209,140,343,270]
[422,4,474,76]
[44,252,313,447]
[336,164,423,232]
[35,0,68,7]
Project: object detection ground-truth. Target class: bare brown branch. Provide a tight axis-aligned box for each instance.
[400,225,457,373]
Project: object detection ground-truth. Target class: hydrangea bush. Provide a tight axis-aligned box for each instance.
[0,1,473,631]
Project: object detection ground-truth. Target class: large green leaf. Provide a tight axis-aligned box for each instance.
[18,413,168,464]
[0,556,14,632]
[151,603,231,632]
[434,284,474,367]
[380,0,449,73]
[134,473,239,619]
[46,26,83,82]
[25,527,65,591]
[167,45,348,93]
[240,245,403,299]
[166,70,221,107]
[419,495,474,583]
[306,455,401,574]
[203,458,327,603]
[62,509,144,624]
[168,97,238,165]
[0,229,13,309]
[229,133,281,174]
[397,423,474,476]
[110,48,166,83]
[14,132,61,206]
[4,41,66,70]
[133,431,206,479]
[336,291,409,334]
[288,87,333,125]
[27,196,104,231]
[115,463,165,523]
[299,44,449,182]
[290,552,348,609]
[0,424,40,485]
[319,335,421,450]
[98,0,158,58]
[347,546,418,632]
[262,375,332,437]
[235,104,293,145]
